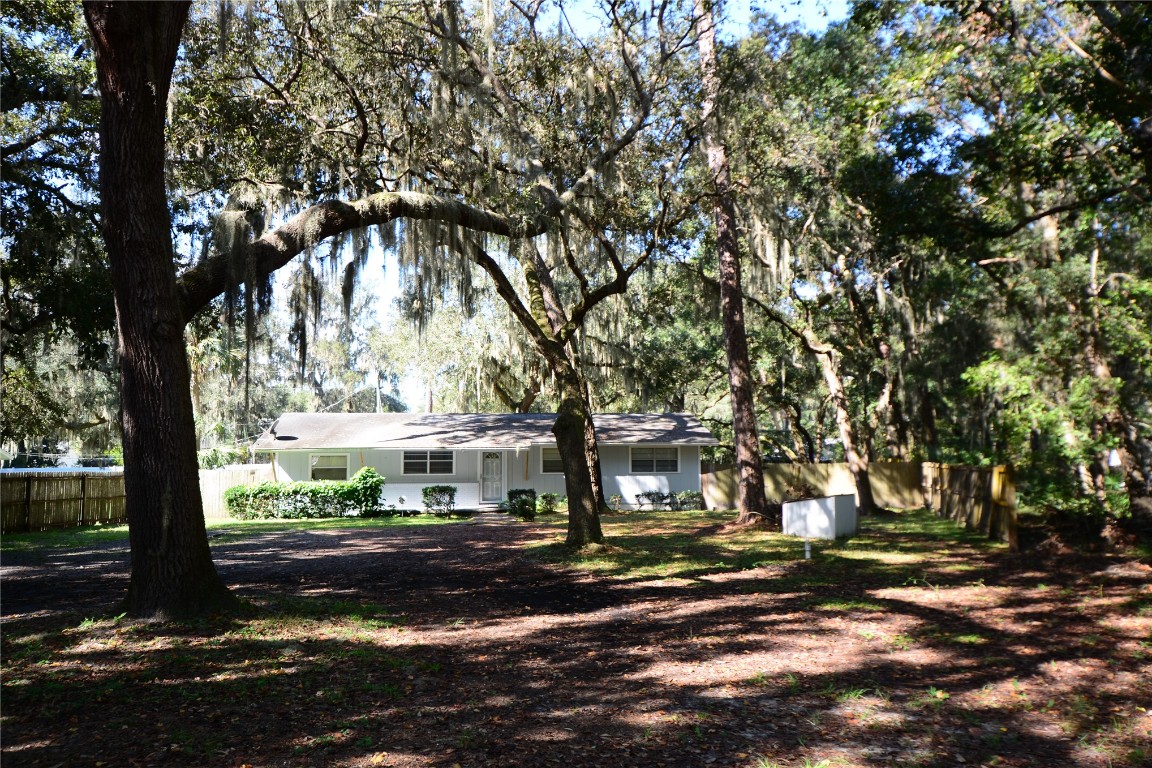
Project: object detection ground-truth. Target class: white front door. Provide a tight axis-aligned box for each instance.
[481,451,503,502]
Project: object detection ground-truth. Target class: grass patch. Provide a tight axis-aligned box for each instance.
[527,509,800,579]
[202,514,459,543]
[527,508,1007,583]
[1125,594,1152,617]
[813,599,886,612]
[911,686,951,709]
[0,523,133,552]
[0,513,460,553]
[889,633,916,651]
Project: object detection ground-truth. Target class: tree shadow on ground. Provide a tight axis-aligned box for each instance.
[2,511,1149,767]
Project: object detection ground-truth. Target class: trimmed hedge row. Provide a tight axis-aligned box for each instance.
[224,467,386,519]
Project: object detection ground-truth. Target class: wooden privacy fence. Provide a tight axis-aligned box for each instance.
[702,461,926,512]
[1,465,274,533]
[922,462,1017,550]
[702,460,1018,548]
[199,464,274,520]
[1,470,127,533]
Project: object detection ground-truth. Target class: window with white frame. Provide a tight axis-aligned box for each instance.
[541,447,564,474]
[402,450,454,475]
[310,454,349,481]
[630,446,678,473]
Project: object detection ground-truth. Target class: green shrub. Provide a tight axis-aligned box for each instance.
[507,488,536,520]
[359,505,390,519]
[422,485,457,517]
[349,467,387,509]
[537,492,560,515]
[224,467,386,519]
[608,494,624,512]
[636,490,673,510]
[673,490,706,510]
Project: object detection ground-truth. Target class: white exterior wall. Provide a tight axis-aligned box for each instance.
[379,482,481,512]
[518,444,703,508]
[600,445,703,508]
[270,451,315,482]
[273,448,481,484]
[520,445,567,496]
[271,448,507,512]
[269,443,703,510]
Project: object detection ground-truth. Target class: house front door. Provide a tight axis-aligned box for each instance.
[481,451,503,502]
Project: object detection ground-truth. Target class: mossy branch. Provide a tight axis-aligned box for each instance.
[177,191,548,323]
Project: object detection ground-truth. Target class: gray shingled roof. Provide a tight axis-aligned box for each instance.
[250,412,718,451]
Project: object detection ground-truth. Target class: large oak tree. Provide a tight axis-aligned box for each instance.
[84,0,233,616]
[84,0,699,615]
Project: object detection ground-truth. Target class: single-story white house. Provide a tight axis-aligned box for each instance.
[250,412,719,511]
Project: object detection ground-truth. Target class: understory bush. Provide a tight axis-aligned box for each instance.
[537,492,561,514]
[636,490,673,510]
[225,467,385,519]
[508,488,536,520]
[633,490,706,511]
[674,490,706,510]
[421,485,457,517]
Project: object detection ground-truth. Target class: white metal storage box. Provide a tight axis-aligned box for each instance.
[782,494,857,539]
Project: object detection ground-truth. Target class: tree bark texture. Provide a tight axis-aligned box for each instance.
[551,360,605,547]
[581,369,609,514]
[85,1,235,618]
[1123,423,1152,530]
[919,383,940,461]
[817,350,878,515]
[694,0,769,524]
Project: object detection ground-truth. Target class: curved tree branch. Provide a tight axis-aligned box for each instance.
[977,182,1143,237]
[176,191,548,323]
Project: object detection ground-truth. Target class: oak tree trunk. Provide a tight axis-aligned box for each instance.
[85,1,235,619]
[581,373,609,514]
[694,0,769,525]
[551,360,605,547]
[464,239,608,547]
[817,350,878,515]
[920,383,940,461]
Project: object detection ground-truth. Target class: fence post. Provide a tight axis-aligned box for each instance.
[1000,465,1019,553]
[80,474,87,526]
[977,469,990,533]
[24,476,33,533]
